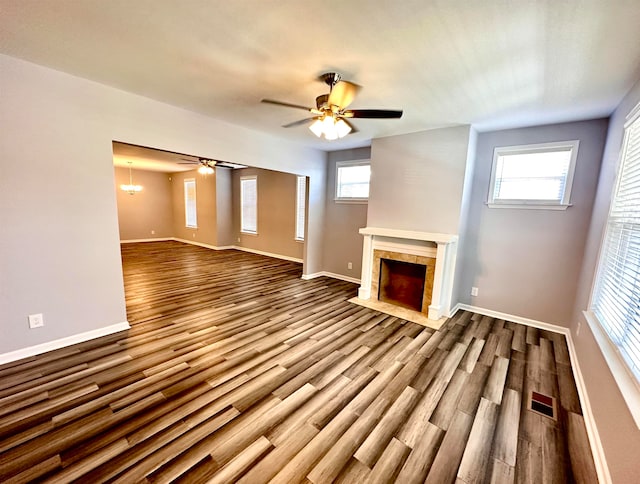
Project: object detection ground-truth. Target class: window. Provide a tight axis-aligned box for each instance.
[488,140,579,209]
[184,179,197,228]
[295,176,306,241]
[590,105,640,394]
[240,176,257,234]
[335,160,370,202]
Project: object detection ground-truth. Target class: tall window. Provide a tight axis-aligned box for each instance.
[488,141,579,209]
[184,179,197,228]
[335,161,370,202]
[240,176,257,234]
[295,176,306,241]
[591,106,640,383]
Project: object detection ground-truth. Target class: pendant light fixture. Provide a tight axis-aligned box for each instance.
[120,161,143,194]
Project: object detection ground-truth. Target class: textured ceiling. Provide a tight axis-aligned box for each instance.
[2,0,640,151]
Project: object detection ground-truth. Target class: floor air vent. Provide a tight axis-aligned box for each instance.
[528,390,557,420]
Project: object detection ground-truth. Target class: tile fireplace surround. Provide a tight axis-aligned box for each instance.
[356,227,458,322]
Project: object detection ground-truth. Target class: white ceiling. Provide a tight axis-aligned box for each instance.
[2,0,640,151]
[112,143,201,173]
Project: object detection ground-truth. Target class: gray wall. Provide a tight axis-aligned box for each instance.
[457,119,608,326]
[0,53,325,356]
[368,125,472,234]
[114,167,173,240]
[571,79,640,482]
[232,167,304,260]
[322,147,370,279]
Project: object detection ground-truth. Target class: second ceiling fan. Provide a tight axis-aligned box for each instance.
[261,72,403,140]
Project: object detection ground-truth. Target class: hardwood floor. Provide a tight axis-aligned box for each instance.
[0,241,597,483]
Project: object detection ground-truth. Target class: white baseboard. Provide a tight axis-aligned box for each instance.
[451,303,610,483]
[172,238,302,263]
[120,237,172,243]
[0,321,131,365]
[172,238,234,251]
[301,271,360,284]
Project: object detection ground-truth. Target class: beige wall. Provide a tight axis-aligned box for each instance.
[171,170,218,246]
[232,167,304,260]
[322,148,370,279]
[114,166,173,240]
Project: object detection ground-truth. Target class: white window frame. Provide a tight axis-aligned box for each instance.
[335,160,371,203]
[295,175,306,241]
[487,140,579,210]
[586,102,640,428]
[240,175,258,235]
[184,178,197,228]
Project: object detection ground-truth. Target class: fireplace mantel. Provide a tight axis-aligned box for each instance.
[358,227,458,321]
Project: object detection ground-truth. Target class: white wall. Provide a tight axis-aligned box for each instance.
[0,53,326,356]
[457,119,608,326]
[571,79,640,483]
[367,125,472,234]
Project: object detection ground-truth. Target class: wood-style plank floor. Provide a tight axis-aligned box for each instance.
[0,241,597,483]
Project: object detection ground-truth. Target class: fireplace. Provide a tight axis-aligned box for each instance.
[355,227,458,324]
[379,259,426,311]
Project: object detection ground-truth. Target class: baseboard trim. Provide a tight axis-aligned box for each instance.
[301,271,360,284]
[231,246,303,263]
[0,321,131,365]
[172,238,234,251]
[453,303,570,335]
[451,303,611,483]
[120,238,172,243]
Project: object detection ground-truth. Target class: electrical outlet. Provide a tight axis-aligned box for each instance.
[237,237,241,242]
[471,287,479,297]
[192,233,196,238]
[576,321,581,335]
[28,313,44,329]
[347,262,353,270]
[151,230,155,235]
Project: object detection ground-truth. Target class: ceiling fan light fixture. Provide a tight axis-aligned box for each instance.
[120,161,143,195]
[309,118,325,137]
[335,118,352,138]
[198,165,214,175]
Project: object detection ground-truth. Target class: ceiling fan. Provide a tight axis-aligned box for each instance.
[261,72,403,140]
[178,157,247,173]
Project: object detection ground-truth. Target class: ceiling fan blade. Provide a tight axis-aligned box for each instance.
[328,81,360,109]
[261,99,313,111]
[282,117,316,128]
[178,161,198,164]
[346,109,403,119]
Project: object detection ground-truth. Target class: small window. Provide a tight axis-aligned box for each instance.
[240,176,257,234]
[295,176,306,241]
[488,140,579,209]
[335,160,370,202]
[184,179,197,228]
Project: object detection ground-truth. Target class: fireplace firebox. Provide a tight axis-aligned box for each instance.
[379,259,426,312]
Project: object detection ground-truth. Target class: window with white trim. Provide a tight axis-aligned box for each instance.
[295,176,306,241]
[591,106,640,385]
[184,179,197,228]
[488,141,579,209]
[240,176,257,234]
[335,160,370,202]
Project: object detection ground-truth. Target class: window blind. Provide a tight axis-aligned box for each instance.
[592,110,640,381]
[295,176,306,241]
[184,179,197,228]
[241,177,257,234]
